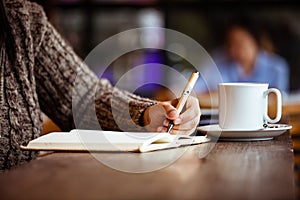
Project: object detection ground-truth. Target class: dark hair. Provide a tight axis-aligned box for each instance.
[0,0,16,64]
[224,16,262,46]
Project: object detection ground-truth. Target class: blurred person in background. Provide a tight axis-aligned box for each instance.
[196,17,290,107]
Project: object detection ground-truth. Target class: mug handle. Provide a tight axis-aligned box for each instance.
[263,88,282,124]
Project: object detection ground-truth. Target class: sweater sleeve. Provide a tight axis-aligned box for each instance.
[30,3,156,131]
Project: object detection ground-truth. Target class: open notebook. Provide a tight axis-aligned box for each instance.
[21,129,210,153]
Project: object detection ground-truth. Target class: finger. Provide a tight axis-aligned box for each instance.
[157,126,164,132]
[162,97,200,126]
[170,116,201,131]
[159,102,179,120]
[168,127,196,135]
[178,110,200,125]
[178,98,201,124]
[163,118,183,128]
[186,96,200,110]
[163,119,169,127]
[157,126,167,132]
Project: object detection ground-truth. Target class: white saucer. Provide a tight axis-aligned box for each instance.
[197,124,292,141]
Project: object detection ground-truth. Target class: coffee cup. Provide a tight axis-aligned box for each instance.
[218,83,282,130]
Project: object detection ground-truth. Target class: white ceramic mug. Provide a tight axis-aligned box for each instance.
[218,83,282,130]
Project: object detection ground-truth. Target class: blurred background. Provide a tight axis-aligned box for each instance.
[33,0,300,99]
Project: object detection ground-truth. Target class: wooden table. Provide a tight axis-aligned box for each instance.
[0,132,295,200]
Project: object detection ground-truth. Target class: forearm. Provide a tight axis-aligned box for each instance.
[34,17,156,131]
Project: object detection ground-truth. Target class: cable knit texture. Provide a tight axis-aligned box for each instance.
[0,0,156,170]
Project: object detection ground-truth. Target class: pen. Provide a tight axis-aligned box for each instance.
[167,71,200,133]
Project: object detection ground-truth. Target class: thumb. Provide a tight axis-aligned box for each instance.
[159,102,179,120]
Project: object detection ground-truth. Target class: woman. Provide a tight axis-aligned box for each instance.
[196,18,289,95]
[0,0,200,170]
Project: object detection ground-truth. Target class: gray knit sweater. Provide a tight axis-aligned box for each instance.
[0,0,155,170]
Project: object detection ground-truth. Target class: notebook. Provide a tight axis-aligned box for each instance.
[21,129,210,153]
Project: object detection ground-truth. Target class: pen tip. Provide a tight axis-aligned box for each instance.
[167,124,174,133]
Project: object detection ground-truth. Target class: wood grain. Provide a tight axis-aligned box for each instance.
[0,132,295,199]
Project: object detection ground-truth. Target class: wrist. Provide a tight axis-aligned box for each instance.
[142,107,151,127]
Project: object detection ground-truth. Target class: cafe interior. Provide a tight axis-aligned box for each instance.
[1,0,300,199]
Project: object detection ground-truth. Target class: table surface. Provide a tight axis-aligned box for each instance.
[0,132,295,200]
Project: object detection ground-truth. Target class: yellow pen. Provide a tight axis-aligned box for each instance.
[167,71,200,133]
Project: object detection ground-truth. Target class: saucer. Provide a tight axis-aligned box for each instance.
[197,124,292,141]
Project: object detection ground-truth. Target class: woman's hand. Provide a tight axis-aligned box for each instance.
[143,96,201,135]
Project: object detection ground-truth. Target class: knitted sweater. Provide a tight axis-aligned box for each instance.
[0,0,155,170]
